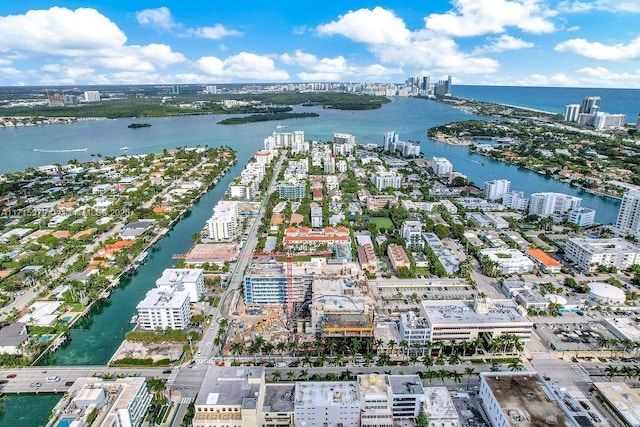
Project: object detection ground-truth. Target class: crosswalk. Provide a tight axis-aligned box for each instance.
[530,352,555,360]
[566,390,587,399]
[570,364,590,381]
[180,397,194,404]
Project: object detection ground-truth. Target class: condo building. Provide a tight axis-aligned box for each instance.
[484,179,511,201]
[564,237,640,272]
[616,189,640,237]
[432,157,453,176]
[155,268,204,303]
[502,190,529,211]
[136,286,191,330]
[528,192,582,217]
[206,200,238,241]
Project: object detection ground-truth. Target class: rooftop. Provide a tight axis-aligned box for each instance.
[424,387,459,421]
[483,373,570,427]
[592,382,640,427]
[421,299,531,326]
[195,366,264,407]
[263,384,295,413]
[389,375,424,395]
[295,382,359,407]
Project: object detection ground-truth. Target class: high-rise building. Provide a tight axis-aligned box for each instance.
[564,104,581,122]
[581,96,601,114]
[83,90,101,102]
[529,192,582,217]
[432,157,453,175]
[484,179,511,201]
[616,189,640,237]
[636,113,640,132]
[502,190,529,211]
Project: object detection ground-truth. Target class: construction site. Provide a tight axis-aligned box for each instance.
[219,256,376,356]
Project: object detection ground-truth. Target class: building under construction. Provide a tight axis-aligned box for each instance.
[309,278,375,344]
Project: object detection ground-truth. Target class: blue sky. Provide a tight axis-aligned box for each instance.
[1,1,639,87]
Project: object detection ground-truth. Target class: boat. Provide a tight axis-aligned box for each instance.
[120,146,129,151]
[99,290,111,299]
[128,123,151,129]
[136,251,148,264]
[130,315,139,324]
[33,148,88,153]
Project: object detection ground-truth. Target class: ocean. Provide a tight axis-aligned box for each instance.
[454,85,640,122]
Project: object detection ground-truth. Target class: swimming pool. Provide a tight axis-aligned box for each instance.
[56,417,75,427]
[39,334,54,342]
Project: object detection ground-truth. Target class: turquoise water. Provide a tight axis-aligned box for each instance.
[0,94,627,424]
[0,394,61,427]
[55,417,74,427]
[39,334,54,342]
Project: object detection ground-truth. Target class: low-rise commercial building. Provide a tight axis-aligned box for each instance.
[479,372,571,427]
[525,248,562,274]
[479,248,535,274]
[591,382,640,427]
[294,382,361,427]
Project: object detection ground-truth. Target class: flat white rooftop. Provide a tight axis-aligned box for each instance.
[295,382,359,407]
[421,299,531,325]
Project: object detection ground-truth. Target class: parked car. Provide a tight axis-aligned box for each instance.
[6,373,16,379]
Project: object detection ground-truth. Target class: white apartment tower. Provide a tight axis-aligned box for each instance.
[136,286,190,330]
[529,192,582,217]
[432,157,453,176]
[502,190,529,211]
[206,201,238,241]
[83,91,101,102]
[616,189,640,237]
[564,104,581,122]
[484,179,511,201]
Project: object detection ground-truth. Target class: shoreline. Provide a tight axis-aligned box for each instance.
[30,155,237,366]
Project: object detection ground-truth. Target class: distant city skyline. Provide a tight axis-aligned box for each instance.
[0,1,639,88]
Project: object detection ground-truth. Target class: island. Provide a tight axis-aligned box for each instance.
[127,123,151,128]
[217,111,319,125]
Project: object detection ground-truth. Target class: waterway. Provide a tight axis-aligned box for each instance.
[0,95,625,424]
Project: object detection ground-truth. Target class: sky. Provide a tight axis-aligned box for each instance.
[0,1,639,88]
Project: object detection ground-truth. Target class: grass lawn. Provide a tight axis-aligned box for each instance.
[370,217,394,229]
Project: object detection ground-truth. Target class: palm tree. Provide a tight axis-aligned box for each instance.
[230,341,244,362]
[364,352,376,367]
[399,340,409,359]
[286,371,295,381]
[298,369,309,380]
[464,367,477,390]
[301,355,313,368]
[437,369,450,384]
[340,369,353,381]
[325,372,337,381]
[508,358,523,371]
[317,354,328,367]
[288,341,298,358]
[490,362,500,372]
[451,371,463,384]
[333,354,344,367]
[604,365,620,381]
[448,351,462,365]
[387,339,397,356]
[271,370,282,382]
[410,355,420,366]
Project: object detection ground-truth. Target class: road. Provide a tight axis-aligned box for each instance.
[198,154,285,360]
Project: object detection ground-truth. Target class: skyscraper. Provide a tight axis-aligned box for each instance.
[581,96,601,114]
[616,190,640,237]
[564,104,580,122]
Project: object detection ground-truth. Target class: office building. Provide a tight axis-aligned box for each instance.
[528,192,582,217]
[204,85,217,94]
[564,104,581,122]
[155,268,204,303]
[480,372,571,427]
[564,237,640,272]
[83,90,101,102]
[432,157,453,175]
[388,375,425,419]
[423,387,460,427]
[501,190,529,211]
[616,189,640,237]
[434,75,452,97]
[591,382,640,427]
[294,382,361,427]
[193,366,265,427]
[484,179,511,201]
[357,374,395,427]
[416,296,533,344]
[136,286,191,330]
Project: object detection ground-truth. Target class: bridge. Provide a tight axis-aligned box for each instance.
[0,366,171,394]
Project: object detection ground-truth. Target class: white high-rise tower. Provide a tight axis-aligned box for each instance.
[616,190,640,237]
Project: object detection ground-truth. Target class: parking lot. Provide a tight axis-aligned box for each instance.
[534,322,614,352]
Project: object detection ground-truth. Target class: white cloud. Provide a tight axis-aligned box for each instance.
[186,24,242,40]
[0,7,185,75]
[282,50,403,81]
[135,7,242,39]
[317,6,411,46]
[566,26,581,31]
[0,7,127,55]
[0,67,22,77]
[558,1,640,13]
[424,0,556,37]
[197,52,289,81]
[472,35,534,54]
[135,7,176,31]
[555,36,640,60]
[512,67,640,88]
[316,7,500,76]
